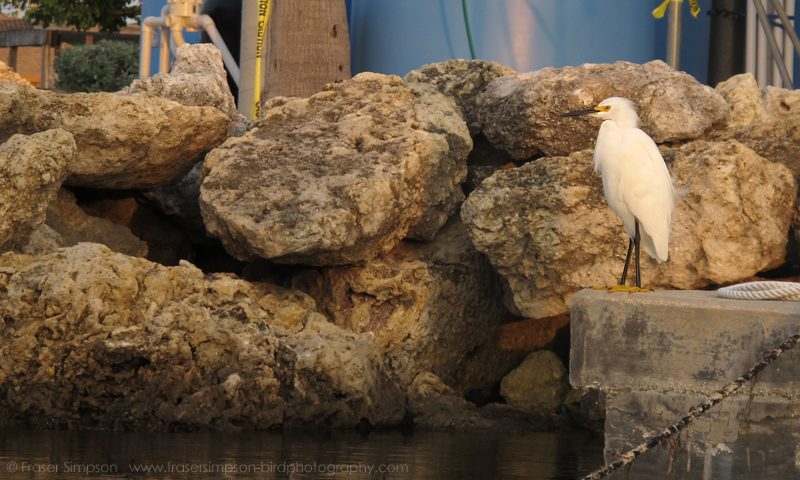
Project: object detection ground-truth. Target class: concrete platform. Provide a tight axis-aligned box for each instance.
[570,289,800,479]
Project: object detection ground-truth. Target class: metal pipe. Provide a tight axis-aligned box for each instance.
[140,22,152,79]
[157,6,171,71]
[192,15,241,86]
[140,15,167,79]
[752,0,794,86]
[165,14,188,51]
[139,6,170,79]
[160,26,171,72]
[667,0,683,69]
[139,2,242,84]
[758,0,769,85]
[785,0,795,87]
[770,0,800,83]
[746,0,757,74]
[772,0,783,86]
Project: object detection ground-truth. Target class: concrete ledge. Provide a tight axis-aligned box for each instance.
[570,289,800,396]
[605,391,800,479]
[570,289,800,479]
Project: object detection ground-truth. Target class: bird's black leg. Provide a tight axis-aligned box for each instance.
[619,237,634,286]
[634,220,642,288]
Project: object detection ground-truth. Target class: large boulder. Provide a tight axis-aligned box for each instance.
[127,43,247,136]
[709,114,800,176]
[462,140,795,319]
[763,85,800,120]
[478,60,730,159]
[500,350,570,414]
[0,129,76,252]
[0,81,231,189]
[715,73,769,127]
[200,72,472,266]
[292,218,520,393]
[404,59,517,136]
[0,243,405,430]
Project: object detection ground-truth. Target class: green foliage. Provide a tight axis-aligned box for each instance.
[53,40,139,93]
[0,0,140,33]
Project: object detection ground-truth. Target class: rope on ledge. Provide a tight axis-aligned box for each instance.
[717,281,800,301]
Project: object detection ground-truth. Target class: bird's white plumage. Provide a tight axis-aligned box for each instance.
[591,97,674,262]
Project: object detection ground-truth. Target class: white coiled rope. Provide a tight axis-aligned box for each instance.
[717,281,800,301]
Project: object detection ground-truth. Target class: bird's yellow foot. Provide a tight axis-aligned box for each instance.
[592,285,654,293]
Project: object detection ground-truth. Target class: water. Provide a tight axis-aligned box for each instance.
[0,428,604,479]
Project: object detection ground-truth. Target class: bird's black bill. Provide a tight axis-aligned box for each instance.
[560,109,598,117]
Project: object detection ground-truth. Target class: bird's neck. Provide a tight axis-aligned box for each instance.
[607,113,640,130]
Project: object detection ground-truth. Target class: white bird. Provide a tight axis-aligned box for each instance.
[561,97,674,292]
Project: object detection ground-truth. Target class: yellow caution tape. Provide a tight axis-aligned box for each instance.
[251,0,272,120]
[653,0,700,19]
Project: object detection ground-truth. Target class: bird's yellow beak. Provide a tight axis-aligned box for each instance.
[560,106,605,117]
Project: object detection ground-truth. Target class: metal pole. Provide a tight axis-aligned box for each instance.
[758,0,769,85]
[667,0,683,69]
[746,0,757,74]
[772,0,782,86]
[708,0,747,86]
[140,22,153,79]
[769,0,800,67]
[785,0,795,87]
[752,0,794,86]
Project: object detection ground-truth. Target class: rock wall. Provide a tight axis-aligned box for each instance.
[292,218,521,394]
[0,52,797,432]
[0,244,404,430]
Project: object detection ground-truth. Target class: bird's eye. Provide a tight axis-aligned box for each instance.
[596,105,611,112]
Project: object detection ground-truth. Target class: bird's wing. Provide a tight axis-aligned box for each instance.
[616,129,674,261]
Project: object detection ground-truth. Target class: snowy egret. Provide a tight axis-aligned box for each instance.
[561,97,674,292]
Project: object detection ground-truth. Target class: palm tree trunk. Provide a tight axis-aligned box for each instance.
[263,0,351,100]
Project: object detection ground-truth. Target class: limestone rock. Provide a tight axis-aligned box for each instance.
[462,140,794,319]
[12,224,64,256]
[404,59,517,136]
[200,72,471,265]
[292,218,520,393]
[0,129,76,252]
[500,350,569,413]
[127,43,246,135]
[0,243,405,430]
[406,372,493,429]
[0,81,231,189]
[42,188,148,257]
[406,372,558,431]
[763,85,800,120]
[708,115,800,176]
[478,60,730,159]
[715,73,769,127]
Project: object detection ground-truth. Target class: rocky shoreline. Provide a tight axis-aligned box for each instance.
[0,45,796,432]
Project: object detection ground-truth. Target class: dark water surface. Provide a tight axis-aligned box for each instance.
[0,427,604,479]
